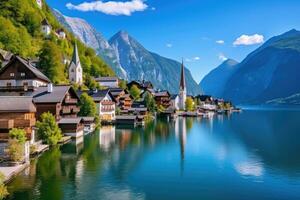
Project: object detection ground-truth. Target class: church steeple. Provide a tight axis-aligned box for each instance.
[178,59,187,110]
[180,59,186,90]
[69,42,83,85]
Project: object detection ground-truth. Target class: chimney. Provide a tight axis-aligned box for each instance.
[47,83,53,93]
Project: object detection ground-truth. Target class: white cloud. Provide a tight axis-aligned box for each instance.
[218,53,227,61]
[166,43,173,48]
[216,40,225,44]
[66,0,148,16]
[233,34,264,46]
[194,56,200,61]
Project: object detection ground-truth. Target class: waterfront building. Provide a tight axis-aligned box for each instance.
[41,19,51,36]
[154,91,171,109]
[95,77,119,88]
[68,43,83,85]
[0,96,36,144]
[170,94,180,110]
[31,84,80,121]
[179,61,187,110]
[0,55,50,92]
[87,89,116,122]
[58,118,84,138]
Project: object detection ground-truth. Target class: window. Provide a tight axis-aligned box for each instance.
[71,69,74,72]
[21,72,25,77]
[6,82,12,87]
[23,82,28,86]
[78,68,81,72]
[10,73,14,77]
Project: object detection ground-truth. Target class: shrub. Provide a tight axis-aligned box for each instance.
[6,139,24,162]
[78,93,97,117]
[36,112,62,145]
[8,128,26,144]
[0,172,8,200]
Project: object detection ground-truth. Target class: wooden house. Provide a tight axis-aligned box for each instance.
[127,80,153,91]
[154,91,171,108]
[31,84,81,121]
[0,55,51,92]
[109,88,133,111]
[58,118,84,138]
[0,96,36,143]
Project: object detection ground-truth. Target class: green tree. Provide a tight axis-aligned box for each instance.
[0,172,8,200]
[144,92,156,113]
[185,97,195,111]
[79,93,97,117]
[36,112,62,145]
[118,79,127,89]
[129,85,141,100]
[8,128,26,144]
[38,41,67,84]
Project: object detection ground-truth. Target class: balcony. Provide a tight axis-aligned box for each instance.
[0,119,14,129]
[62,107,71,114]
[14,119,36,128]
[72,107,80,113]
[65,98,78,104]
[0,86,35,92]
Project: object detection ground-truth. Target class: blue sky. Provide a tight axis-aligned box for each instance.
[47,0,300,83]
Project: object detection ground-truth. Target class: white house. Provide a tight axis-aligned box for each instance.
[95,77,119,88]
[56,29,66,39]
[36,0,42,8]
[170,94,180,110]
[88,89,116,122]
[41,19,51,36]
[68,43,83,85]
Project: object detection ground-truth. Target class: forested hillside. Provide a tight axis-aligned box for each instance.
[0,0,114,85]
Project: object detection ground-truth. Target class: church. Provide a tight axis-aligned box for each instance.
[68,43,83,85]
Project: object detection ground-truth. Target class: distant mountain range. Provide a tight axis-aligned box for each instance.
[201,29,300,104]
[52,9,201,95]
[200,59,239,98]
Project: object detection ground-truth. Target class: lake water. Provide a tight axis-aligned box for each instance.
[6,109,300,200]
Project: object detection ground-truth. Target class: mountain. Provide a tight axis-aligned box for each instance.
[267,93,300,105]
[51,9,127,79]
[109,31,201,95]
[222,29,300,104]
[200,59,239,97]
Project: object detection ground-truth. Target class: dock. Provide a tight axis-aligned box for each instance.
[0,162,29,184]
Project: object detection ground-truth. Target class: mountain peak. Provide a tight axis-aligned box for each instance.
[222,58,239,67]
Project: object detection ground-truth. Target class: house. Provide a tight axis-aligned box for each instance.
[0,55,51,92]
[68,43,83,85]
[87,89,116,123]
[0,49,13,67]
[0,96,36,144]
[127,80,153,91]
[109,88,133,111]
[41,19,51,36]
[82,117,95,133]
[170,94,180,110]
[58,118,84,138]
[128,101,148,116]
[36,0,42,8]
[31,84,81,121]
[56,29,66,39]
[154,91,171,109]
[95,77,119,88]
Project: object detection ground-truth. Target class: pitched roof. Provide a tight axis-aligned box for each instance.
[0,96,36,112]
[95,76,118,82]
[0,55,51,83]
[154,91,170,97]
[31,85,77,103]
[58,117,82,124]
[70,42,80,67]
[41,19,50,26]
[85,89,115,102]
[109,88,125,96]
[180,60,186,90]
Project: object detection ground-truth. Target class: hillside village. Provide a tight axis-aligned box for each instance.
[0,0,237,188]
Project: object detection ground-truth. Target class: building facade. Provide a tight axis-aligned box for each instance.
[41,19,51,36]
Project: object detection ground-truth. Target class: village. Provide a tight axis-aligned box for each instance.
[0,20,238,185]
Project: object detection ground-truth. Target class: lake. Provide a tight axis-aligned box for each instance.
[6,109,300,200]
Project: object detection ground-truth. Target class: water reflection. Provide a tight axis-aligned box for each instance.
[7,110,300,200]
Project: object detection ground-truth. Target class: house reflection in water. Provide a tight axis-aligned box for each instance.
[99,126,116,150]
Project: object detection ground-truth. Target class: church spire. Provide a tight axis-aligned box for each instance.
[71,42,80,66]
[180,59,186,90]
